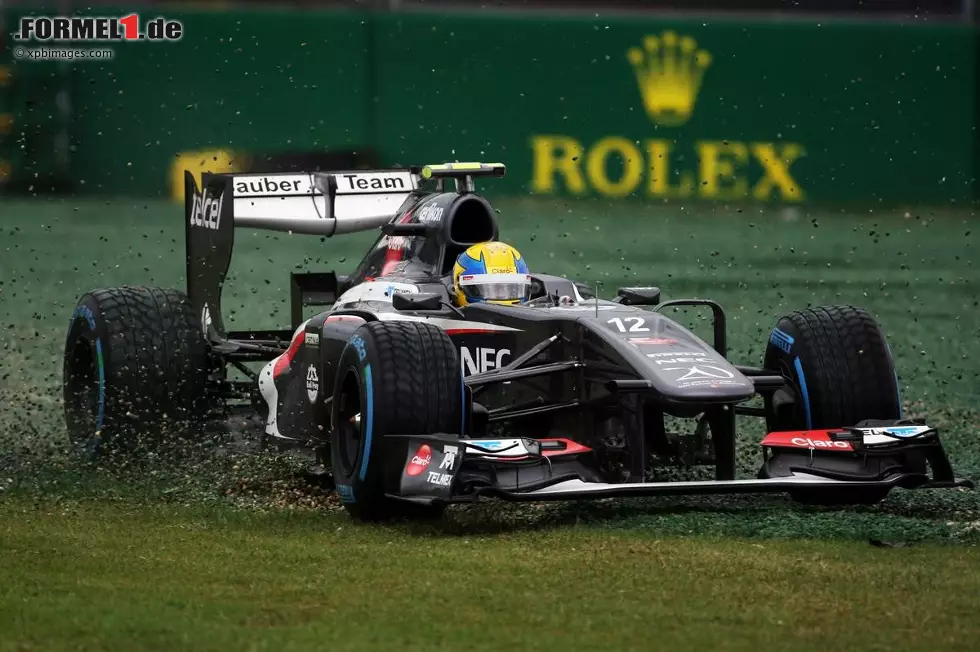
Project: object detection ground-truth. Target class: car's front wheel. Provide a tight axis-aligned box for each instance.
[329,320,463,521]
[760,304,902,505]
[762,304,901,432]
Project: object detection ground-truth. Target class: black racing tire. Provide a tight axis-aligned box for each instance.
[762,305,901,506]
[330,320,462,522]
[763,305,901,433]
[63,286,210,460]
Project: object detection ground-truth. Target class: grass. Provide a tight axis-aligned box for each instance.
[1,495,979,652]
[0,195,979,649]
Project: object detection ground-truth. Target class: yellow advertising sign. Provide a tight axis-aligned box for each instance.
[627,31,711,127]
[170,149,239,201]
[530,31,806,201]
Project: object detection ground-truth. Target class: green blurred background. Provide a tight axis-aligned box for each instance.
[1,1,977,203]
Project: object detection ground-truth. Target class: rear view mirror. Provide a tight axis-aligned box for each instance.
[616,286,661,306]
[392,292,443,311]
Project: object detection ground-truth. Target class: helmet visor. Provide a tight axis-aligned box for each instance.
[459,273,532,302]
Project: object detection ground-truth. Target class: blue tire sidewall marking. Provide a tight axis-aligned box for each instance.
[357,363,374,482]
[72,304,106,438]
[769,328,795,355]
[792,356,813,429]
[336,483,356,503]
[350,334,367,362]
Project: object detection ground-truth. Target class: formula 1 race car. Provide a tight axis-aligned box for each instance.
[62,161,972,520]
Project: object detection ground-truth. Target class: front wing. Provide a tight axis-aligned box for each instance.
[478,474,970,502]
[388,427,973,506]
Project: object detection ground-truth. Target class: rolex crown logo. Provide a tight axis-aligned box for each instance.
[627,31,712,127]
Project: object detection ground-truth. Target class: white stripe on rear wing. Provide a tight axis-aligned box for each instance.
[229,170,419,236]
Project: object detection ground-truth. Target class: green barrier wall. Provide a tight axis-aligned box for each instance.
[65,8,371,196]
[374,14,976,204]
[4,7,976,204]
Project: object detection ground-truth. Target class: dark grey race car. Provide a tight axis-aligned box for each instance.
[62,162,972,520]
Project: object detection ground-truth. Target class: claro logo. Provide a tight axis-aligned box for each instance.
[791,437,850,449]
[406,444,432,476]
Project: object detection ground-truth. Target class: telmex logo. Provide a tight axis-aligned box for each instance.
[530,31,806,202]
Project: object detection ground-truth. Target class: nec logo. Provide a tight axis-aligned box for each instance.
[189,189,224,231]
[460,347,510,376]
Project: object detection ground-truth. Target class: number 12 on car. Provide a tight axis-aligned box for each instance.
[607,317,649,332]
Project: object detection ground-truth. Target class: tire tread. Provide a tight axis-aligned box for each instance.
[66,285,209,448]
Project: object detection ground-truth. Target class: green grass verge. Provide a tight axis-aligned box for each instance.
[1,494,979,652]
[1,197,979,534]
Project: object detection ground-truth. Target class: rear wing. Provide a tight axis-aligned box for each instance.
[229,169,419,236]
[184,167,420,343]
[183,162,506,345]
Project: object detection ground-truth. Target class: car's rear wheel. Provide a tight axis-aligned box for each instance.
[63,286,211,460]
[761,305,902,504]
[330,320,463,521]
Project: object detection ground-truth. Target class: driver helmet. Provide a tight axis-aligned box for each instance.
[452,242,532,307]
